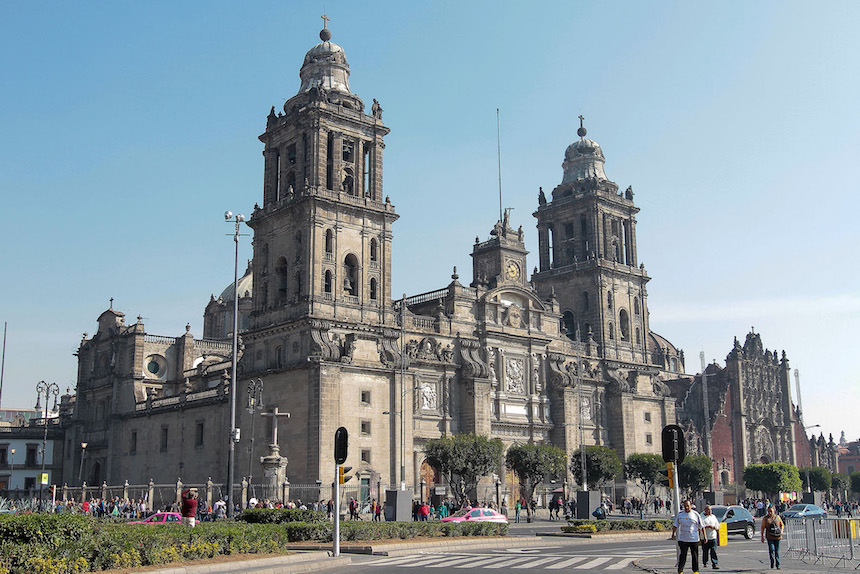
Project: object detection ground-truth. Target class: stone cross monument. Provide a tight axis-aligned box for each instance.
[260,407,290,502]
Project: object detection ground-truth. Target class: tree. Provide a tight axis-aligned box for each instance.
[743,462,802,497]
[831,473,849,498]
[799,466,832,492]
[424,434,504,506]
[505,443,566,522]
[625,453,665,503]
[570,445,622,488]
[678,455,713,497]
[849,472,860,496]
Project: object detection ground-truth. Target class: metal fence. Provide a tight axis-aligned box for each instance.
[783,517,860,569]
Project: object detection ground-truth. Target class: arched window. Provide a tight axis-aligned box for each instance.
[581,291,589,312]
[286,171,296,195]
[561,310,576,339]
[342,167,355,195]
[275,257,288,300]
[325,229,333,254]
[670,358,678,372]
[276,346,284,368]
[635,327,641,345]
[370,277,378,300]
[608,322,615,340]
[607,290,613,310]
[370,238,378,262]
[343,254,359,296]
[633,297,640,315]
[294,271,302,296]
[619,309,630,341]
[324,270,332,294]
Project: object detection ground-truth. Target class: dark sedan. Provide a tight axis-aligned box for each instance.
[710,505,756,539]
[781,504,827,519]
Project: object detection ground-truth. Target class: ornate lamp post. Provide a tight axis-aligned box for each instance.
[78,442,88,484]
[35,380,59,510]
[225,211,246,518]
[246,378,263,487]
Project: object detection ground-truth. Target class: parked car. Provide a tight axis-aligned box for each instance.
[709,505,755,539]
[781,504,827,519]
[127,511,182,525]
[441,507,508,524]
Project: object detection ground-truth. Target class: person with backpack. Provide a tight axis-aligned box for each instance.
[761,505,784,569]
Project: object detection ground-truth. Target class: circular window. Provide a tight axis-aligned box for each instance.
[144,355,166,378]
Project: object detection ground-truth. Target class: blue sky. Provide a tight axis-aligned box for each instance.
[1,1,858,444]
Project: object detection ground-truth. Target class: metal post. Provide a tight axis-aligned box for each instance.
[400,295,406,491]
[333,465,340,557]
[576,327,587,492]
[225,212,245,518]
[246,379,263,489]
[35,380,58,510]
[78,442,87,484]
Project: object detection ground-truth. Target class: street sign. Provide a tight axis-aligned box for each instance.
[661,424,686,464]
[40,473,49,486]
[334,426,348,464]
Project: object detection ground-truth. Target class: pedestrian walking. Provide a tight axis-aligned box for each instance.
[672,499,705,574]
[701,505,720,570]
[761,505,784,569]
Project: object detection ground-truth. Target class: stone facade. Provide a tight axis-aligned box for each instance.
[64,25,701,501]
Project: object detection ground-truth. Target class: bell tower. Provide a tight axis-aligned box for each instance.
[247,21,399,328]
[532,119,650,363]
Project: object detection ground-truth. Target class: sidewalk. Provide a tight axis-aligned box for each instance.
[637,545,854,573]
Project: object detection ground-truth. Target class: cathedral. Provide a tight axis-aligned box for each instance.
[59,22,823,503]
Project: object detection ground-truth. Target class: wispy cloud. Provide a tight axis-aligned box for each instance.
[655,294,860,323]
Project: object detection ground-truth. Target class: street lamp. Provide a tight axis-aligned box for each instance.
[225,210,246,519]
[35,380,59,510]
[803,424,821,493]
[246,379,263,487]
[78,442,88,484]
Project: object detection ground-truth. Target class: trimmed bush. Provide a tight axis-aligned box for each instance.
[238,508,326,524]
[564,518,672,532]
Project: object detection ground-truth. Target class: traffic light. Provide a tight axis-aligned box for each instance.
[334,427,348,464]
[661,424,686,464]
[48,484,56,497]
[338,465,353,484]
[659,462,675,488]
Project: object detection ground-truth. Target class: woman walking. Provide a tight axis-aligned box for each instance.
[761,505,785,569]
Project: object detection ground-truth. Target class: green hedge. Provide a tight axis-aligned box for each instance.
[562,518,672,532]
[238,508,327,524]
[0,514,506,573]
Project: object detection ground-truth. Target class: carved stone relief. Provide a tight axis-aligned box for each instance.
[505,357,525,394]
[420,382,438,411]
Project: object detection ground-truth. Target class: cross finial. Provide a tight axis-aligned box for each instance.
[578,115,585,128]
[109,297,114,309]
[321,14,330,29]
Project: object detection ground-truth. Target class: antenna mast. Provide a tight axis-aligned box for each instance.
[497,108,503,223]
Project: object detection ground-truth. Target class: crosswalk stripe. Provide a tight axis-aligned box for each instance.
[605,557,636,569]
[482,557,533,568]
[364,555,421,566]
[511,557,561,568]
[426,556,479,568]
[544,556,589,569]
[575,557,612,569]
[454,556,514,568]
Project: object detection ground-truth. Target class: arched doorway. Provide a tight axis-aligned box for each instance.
[419,460,439,504]
[90,462,101,486]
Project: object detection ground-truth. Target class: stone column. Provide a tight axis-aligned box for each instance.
[260,444,289,503]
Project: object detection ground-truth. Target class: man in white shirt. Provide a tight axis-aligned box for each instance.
[672,499,705,574]
[701,505,720,570]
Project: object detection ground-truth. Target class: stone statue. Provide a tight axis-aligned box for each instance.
[371,98,383,119]
[538,187,547,204]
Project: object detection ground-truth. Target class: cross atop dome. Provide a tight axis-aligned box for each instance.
[577,115,587,138]
[320,14,332,41]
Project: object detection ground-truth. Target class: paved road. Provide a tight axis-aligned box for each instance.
[348,539,672,573]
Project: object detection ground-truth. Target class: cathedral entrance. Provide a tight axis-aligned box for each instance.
[419,460,439,504]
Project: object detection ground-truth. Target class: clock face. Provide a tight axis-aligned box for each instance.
[506,261,521,280]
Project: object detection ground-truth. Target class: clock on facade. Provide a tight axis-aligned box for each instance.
[505,261,521,280]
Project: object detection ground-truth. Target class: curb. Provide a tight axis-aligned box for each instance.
[140,552,351,574]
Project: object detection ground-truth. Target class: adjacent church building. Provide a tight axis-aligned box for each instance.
[59,22,828,503]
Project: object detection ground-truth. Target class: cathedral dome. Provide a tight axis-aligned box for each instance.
[298,28,352,94]
[219,264,253,302]
[562,136,609,183]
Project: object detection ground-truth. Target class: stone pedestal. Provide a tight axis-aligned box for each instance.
[260,444,288,503]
